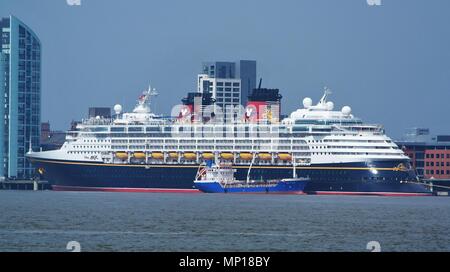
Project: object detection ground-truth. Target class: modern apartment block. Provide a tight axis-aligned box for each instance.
[0,15,41,180]
[198,60,256,109]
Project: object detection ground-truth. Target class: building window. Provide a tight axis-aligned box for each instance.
[436,154,440,159]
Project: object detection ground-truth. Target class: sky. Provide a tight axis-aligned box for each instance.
[1,0,449,139]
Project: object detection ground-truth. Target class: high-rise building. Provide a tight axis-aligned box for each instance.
[0,15,41,180]
[198,60,256,108]
[197,73,241,111]
[237,60,256,106]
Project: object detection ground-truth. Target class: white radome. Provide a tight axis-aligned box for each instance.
[303,97,313,108]
[326,101,334,111]
[114,104,123,115]
[341,106,352,116]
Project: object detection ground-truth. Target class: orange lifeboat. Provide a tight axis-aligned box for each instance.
[151,152,164,160]
[183,152,197,160]
[278,153,292,161]
[258,153,272,161]
[202,152,214,160]
[133,152,146,160]
[168,152,179,159]
[220,153,234,160]
[115,152,128,160]
[239,153,253,161]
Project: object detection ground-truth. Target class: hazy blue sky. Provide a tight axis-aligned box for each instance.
[1,0,449,138]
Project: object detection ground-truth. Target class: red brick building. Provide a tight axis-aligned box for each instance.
[397,134,450,179]
[424,150,450,179]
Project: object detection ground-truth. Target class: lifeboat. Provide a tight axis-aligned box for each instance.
[278,153,292,161]
[151,152,164,160]
[220,153,234,160]
[133,152,146,160]
[168,152,179,159]
[183,152,197,160]
[258,153,272,161]
[239,153,253,161]
[202,152,214,160]
[115,152,128,160]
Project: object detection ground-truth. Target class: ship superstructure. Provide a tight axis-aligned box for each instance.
[27,86,431,195]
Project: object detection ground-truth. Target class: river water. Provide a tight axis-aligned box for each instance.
[0,190,449,251]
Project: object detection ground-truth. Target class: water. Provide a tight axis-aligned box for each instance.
[0,190,449,252]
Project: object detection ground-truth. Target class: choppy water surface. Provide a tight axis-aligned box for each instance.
[0,190,449,251]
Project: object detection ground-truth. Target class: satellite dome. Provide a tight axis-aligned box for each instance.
[341,106,352,116]
[326,101,334,111]
[303,97,313,108]
[114,104,122,115]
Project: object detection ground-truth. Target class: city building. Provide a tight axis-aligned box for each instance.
[198,60,256,109]
[88,107,111,119]
[397,128,450,179]
[40,121,50,142]
[39,121,67,151]
[237,60,257,106]
[197,73,241,113]
[0,15,41,180]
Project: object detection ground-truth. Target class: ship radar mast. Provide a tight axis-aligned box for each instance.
[133,85,158,114]
[305,87,333,111]
[318,86,332,105]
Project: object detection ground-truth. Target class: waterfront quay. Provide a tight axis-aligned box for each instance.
[0,180,49,191]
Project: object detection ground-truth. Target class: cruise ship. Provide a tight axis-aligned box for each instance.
[27,86,431,196]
